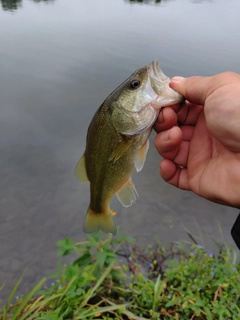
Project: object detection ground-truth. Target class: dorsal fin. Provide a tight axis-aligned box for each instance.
[74,154,89,182]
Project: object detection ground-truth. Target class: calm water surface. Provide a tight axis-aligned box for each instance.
[0,0,240,302]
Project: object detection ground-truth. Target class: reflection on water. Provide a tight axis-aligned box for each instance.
[127,0,163,3]
[1,0,213,11]
[1,0,166,11]
[126,0,211,4]
[32,0,54,2]
[0,0,53,11]
[0,0,22,11]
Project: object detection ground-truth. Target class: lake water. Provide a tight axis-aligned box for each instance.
[0,0,240,303]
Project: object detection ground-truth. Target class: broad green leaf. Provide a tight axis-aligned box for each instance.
[96,250,107,269]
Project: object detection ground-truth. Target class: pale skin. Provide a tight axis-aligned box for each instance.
[154,72,240,208]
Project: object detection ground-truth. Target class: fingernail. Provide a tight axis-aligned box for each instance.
[171,76,185,82]
[161,130,170,141]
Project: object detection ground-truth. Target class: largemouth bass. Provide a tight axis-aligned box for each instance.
[75,60,183,235]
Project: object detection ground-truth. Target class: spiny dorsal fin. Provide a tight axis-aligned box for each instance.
[116,178,138,207]
[74,154,89,182]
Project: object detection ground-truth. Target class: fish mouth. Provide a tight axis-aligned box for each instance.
[146,59,184,109]
[148,59,169,83]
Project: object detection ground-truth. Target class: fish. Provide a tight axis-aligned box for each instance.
[75,60,183,235]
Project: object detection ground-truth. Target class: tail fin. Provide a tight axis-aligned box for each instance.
[83,206,116,235]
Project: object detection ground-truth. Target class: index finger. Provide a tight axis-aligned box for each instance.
[154,104,180,133]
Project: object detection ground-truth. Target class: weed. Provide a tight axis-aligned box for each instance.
[0,231,239,319]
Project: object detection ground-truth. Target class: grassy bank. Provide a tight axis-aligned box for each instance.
[0,231,239,319]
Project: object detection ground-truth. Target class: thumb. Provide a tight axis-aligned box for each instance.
[169,72,240,107]
[169,75,214,106]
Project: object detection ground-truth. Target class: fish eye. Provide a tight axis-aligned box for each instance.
[130,79,141,89]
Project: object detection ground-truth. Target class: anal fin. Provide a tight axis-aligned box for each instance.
[116,178,138,207]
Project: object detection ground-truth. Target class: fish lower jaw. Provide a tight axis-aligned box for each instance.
[150,100,163,111]
[153,88,183,109]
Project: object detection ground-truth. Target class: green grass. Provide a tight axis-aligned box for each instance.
[0,231,239,319]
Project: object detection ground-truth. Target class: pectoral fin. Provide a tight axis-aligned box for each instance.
[109,139,132,163]
[134,139,149,172]
[74,154,89,182]
[116,178,138,207]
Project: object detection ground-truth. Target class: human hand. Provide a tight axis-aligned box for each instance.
[154,72,240,208]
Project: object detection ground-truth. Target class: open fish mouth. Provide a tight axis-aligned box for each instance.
[146,59,184,109]
[148,59,169,83]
